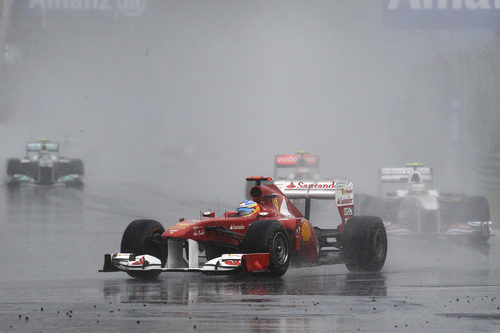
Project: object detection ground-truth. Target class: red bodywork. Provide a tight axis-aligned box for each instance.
[162,183,348,264]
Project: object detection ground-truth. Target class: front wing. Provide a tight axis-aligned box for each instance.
[384,221,493,238]
[8,173,83,185]
[100,253,271,275]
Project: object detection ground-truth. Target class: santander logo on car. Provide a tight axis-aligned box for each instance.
[286,181,335,189]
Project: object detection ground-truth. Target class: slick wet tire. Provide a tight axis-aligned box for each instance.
[464,196,490,221]
[6,159,21,176]
[243,220,291,277]
[464,196,491,243]
[120,219,166,279]
[342,216,387,272]
[69,159,84,175]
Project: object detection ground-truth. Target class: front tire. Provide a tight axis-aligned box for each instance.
[243,220,291,277]
[69,159,84,175]
[6,159,21,176]
[342,216,387,272]
[120,219,166,279]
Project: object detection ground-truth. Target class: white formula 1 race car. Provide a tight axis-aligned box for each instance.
[357,163,492,243]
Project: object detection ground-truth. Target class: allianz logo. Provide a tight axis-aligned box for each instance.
[28,0,148,16]
[29,0,113,10]
[387,0,500,10]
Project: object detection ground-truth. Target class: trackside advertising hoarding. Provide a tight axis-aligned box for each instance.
[383,0,500,28]
[23,0,150,18]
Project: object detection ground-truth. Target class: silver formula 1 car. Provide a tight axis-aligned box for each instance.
[6,139,84,188]
[357,163,492,242]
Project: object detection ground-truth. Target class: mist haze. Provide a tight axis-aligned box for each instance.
[3,0,497,204]
[0,1,499,331]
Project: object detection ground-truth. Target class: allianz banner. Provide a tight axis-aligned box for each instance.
[22,0,151,18]
[383,0,500,29]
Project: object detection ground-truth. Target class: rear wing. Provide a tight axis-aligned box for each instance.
[274,180,346,199]
[379,167,433,183]
[378,166,433,196]
[26,142,59,152]
[274,179,354,224]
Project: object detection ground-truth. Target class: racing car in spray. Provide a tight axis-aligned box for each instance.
[101,177,387,278]
[5,139,84,188]
[273,152,321,181]
[357,163,492,242]
[245,152,322,199]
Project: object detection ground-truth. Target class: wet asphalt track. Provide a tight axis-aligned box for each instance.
[0,183,499,332]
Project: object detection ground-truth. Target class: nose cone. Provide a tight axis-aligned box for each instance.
[162,221,195,238]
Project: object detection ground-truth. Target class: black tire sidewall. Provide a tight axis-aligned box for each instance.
[69,159,84,176]
[120,219,165,279]
[7,159,21,175]
[464,196,490,221]
[342,216,387,272]
[243,220,291,277]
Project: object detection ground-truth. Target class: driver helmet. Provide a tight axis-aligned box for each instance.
[40,139,49,154]
[408,173,426,194]
[236,200,261,217]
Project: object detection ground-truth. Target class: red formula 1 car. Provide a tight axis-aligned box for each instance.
[101,177,387,278]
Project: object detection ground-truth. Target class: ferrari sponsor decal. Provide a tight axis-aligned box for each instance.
[223,260,241,266]
[285,181,335,189]
[193,228,205,236]
[273,197,280,211]
[301,222,311,242]
[341,188,353,195]
[115,253,131,259]
[337,198,353,205]
[343,207,353,216]
[224,254,243,259]
[131,256,145,266]
[229,224,245,230]
[177,222,195,227]
[169,222,196,231]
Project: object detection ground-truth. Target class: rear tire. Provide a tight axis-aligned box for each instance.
[342,216,387,272]
[464,196,490,221]
[464,196,491,242]
[120,219,166,279]
[243,220,291,277]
